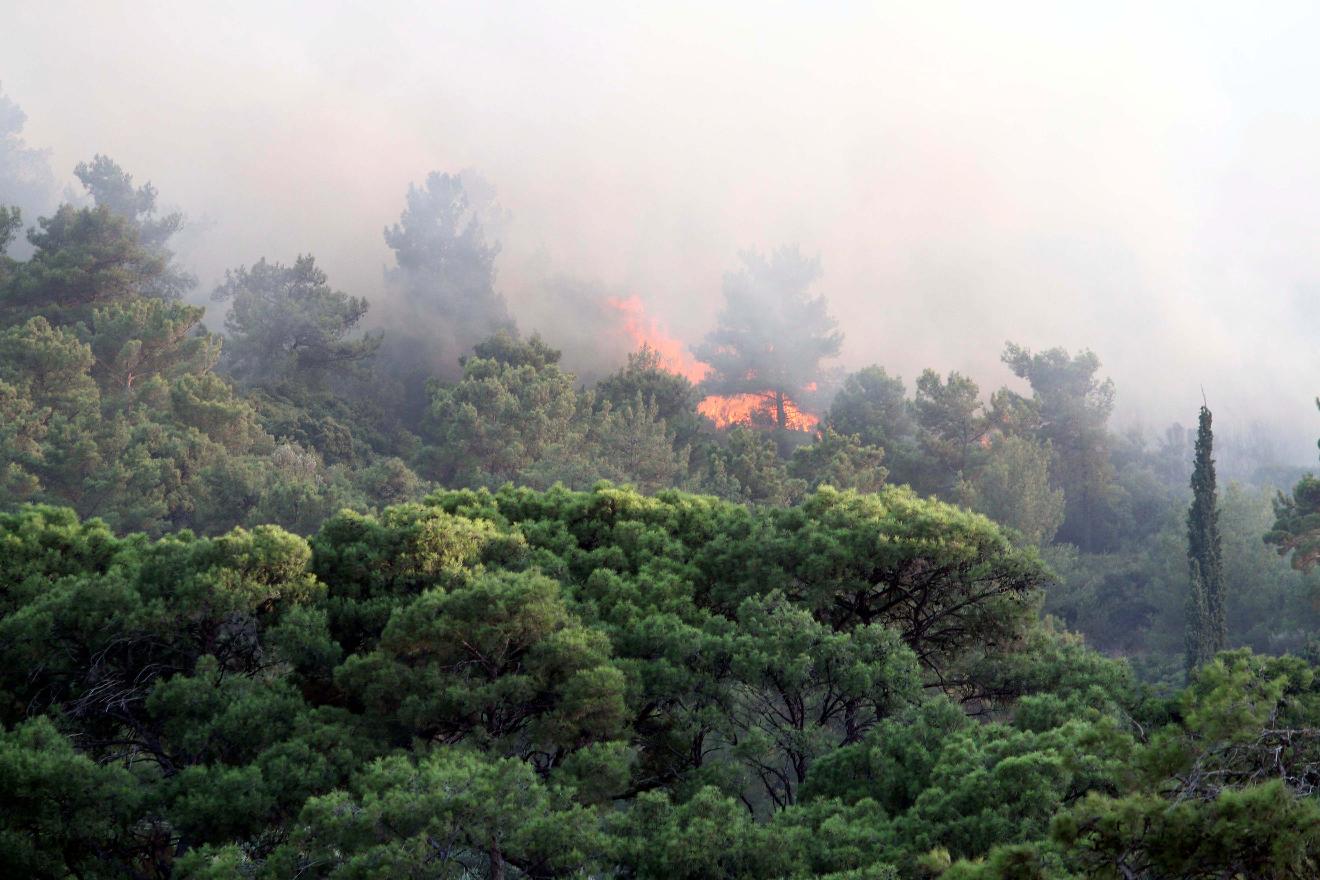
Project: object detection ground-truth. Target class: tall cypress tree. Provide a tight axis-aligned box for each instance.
[1186,404,1224,673]
[1185,560,1211,675]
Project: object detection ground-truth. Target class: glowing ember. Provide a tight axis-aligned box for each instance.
[606,296,821,431]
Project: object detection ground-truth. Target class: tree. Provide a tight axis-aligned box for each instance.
[424,332,580,485]
[695,247,841,431]
[827,365,919,483]
[0,264,392,537]
[828,367,912,449]
[470,329,561,369]
[335,569,627,755]
[723,593,919,809]
[382,171,514,377]
[1048,651,1320,879]
[966,436,1065,546]
[212,255,379,390]
[751,488,1047,691]
[0,317,101,507]
[595,345,704,447]
[0,207,18,301]
[0,88,56,237]
[0,206,20,255]
[0,716,142,878]
[913,369,988,495]
[1185,562,1213,677]
[610,786,814,880]
[1263,399,1320,575]
[788,428,888,494]
[1001,343,1116,551]
[699,425,806,505]
[73,155,193,299]
[1186,405,1225,671]
[0,486,1228,877]
[3,205,168,324]
[526,395,691,494]
[88,298,221,395]
[269,750,602,879]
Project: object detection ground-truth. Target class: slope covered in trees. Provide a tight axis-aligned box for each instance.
[7,140,1320,877]
[4,153,1320,673]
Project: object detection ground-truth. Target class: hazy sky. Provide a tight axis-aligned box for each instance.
[5,1,1320,459]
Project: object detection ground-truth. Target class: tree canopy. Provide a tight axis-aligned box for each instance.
[212,255,380,390]
[7,143,1320,878]
[5,490,1320,878]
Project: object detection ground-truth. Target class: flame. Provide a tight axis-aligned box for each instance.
[697,393,820,431]
[606,296,709,383]
[605,295,820,431]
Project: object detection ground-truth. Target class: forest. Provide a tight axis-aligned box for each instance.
[6,77,1320,877]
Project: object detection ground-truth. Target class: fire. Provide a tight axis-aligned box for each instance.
[605,295,821,431]
[697,393,820,432]
[606,296,709,383]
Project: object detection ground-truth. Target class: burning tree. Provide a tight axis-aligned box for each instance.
[695,247,841,432]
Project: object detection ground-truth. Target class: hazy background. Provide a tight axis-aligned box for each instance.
[4,1,1320,461]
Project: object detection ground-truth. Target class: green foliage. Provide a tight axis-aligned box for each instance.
[4,204,166,324]
[5,486,1320,877]
[789,428,888,494]
[913,369,988,493]
[213,255,380,390]
[526,395,692,494]
[73,154,194,299]
[1046,482,1320,662]
[1054,782,1320,879]
[965,436,1064,546]
[0,717,142,878]
[1002,343,1116,552]
[10,161,1320,879]
[724,592,920,808]
[828,365,915,454]
[0,205,21,257]
[1265,399,1320,573]
[74,155,182,250]
[753,487,1046,687]
[611,786,814,879]
[0,308,375,535]
[268,749,602,879]
[595,344,705,446]
[1186,405,1225,671]
[700,424,806,505]
[0,210,428,536]
[1268,473,1320,570]
[424,333,580,485]
[89,297,222,394]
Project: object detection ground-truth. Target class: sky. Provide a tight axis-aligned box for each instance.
[4,1,1320,461]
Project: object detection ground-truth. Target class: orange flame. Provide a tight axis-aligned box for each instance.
[606,296,709,383]
[605,295,820,431]
[697,393,820,431]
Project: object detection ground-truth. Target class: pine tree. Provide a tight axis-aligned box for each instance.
[1186,404,1224,673]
